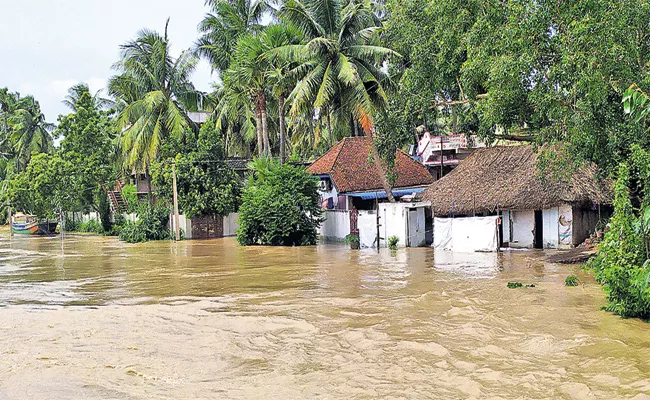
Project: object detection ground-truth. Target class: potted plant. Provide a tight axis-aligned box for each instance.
[344,234,360,250]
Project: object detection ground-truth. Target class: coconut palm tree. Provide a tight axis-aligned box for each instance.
[277,0,400,200]
[263,24,305,162]
[223,33,271,156]
[221,24,303,157]
[212,82,258,156]
[9,96,55,171]
[108,20,201,173]
[196,0,272,72]
[62,83,114,112]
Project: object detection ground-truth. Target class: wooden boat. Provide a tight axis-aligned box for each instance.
[11,213,58,235]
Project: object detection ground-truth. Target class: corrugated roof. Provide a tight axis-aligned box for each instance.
[418,145,612,215]
[308,136,435,193]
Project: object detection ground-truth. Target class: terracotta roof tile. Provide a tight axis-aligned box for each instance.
[308,137,434,193]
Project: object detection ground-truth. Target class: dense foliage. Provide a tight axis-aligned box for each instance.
[119,204,171,243]
[589,151,650,318]
[237,158,323,246]
[2,89,116,221]
[152,119,241,218]
[3,153,74,218]
[379,0,650,175]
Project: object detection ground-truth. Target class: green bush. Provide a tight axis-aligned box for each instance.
[344,234,360,245]
[565,275,580,287]
[79,219,103,234]
[507,281,523,289]
[64,217,81,232]
[106,213,127,236]
[388,235,399,250]
[589,163,649,318]
[118,204,170,243]
[121,184,138,211]
[237,158,323,246]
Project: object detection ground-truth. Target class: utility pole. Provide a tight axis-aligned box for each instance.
[172,162,180,241]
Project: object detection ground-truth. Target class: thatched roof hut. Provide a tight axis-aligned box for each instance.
[419,145,612,216]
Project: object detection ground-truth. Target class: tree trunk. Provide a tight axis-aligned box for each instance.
[260,93,271,156]
[353,114,359,137]
[326,108,333,148]
[254,107,264,157]
[279,95,286,163]
[367,129,396,203]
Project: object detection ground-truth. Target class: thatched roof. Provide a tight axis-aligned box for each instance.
[419,145,612,215]
[308,137,434,193]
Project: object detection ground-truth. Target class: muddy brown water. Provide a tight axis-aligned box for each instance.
[1,232,650,400]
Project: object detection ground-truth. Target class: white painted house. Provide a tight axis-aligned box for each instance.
[420,145,612,251]
[308,137,435,247]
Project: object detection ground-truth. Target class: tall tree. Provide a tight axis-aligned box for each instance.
[196,0,271,72]
[108,20,201,173]
[9,96,55,171]
[62,83,114,112]
[57,90,116,215]
[381,0,650,175]
[277,0,400,200]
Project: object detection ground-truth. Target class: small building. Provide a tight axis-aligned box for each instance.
[419,145,612,250]
[308,137,435,210]
[415,132,486,179]
[308,137,435,247]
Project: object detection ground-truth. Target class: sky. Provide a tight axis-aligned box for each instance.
[0,0,216,123]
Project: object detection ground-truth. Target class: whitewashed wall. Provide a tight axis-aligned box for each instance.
[380,203,408,247]
[223,212,239,237]
[377,203,428,248]
[358,210,377,248]
[542,207,560,249]
[511,210,535,248]
[558,204,573,248]
[319,210,350,241]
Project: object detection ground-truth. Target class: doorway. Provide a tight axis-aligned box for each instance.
[534,210,543,249]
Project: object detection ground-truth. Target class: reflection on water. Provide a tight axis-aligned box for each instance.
[1,232,650,399]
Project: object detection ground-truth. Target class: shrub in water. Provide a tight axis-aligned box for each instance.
[588,163,650,318]
[388,235,399,250]
[118,204,170,243]
[237,158,323,246]
[565,275,580,287]
[79,219,103,234]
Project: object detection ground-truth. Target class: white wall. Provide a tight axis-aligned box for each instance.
[358,210,377,248]
[542,207,559,249]
[223,212,239,237]
[558,204,573,248]
[377,202,428,248]
[319,210,351,241]
[381,203,408,247]
[511,210,534,248]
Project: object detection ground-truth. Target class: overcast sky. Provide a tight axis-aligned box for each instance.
[0,0,215,123]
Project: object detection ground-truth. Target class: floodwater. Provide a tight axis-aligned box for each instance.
[0,233,650,400]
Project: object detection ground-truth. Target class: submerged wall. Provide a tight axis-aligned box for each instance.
[319,210,351,242]
[510,210,535,248]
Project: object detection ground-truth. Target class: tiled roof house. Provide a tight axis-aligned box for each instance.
[308,137,434,209]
